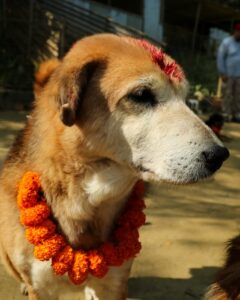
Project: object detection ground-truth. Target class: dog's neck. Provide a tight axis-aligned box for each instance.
[40,158,137,249]
[30,102,137,249]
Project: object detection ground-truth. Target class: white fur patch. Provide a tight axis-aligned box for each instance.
[31,259,85,298]
[83,162,136,206]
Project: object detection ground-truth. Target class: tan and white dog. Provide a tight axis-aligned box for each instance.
[0,34,229,300]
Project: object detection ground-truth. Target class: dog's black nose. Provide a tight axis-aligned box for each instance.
[202,145,229,172]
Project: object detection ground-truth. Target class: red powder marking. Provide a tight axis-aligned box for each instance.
[133,38,183,82]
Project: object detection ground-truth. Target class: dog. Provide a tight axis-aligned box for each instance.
[0,34,229,300]
[34,58,61,98]
[206,113,224,138]
[205,235,240,300]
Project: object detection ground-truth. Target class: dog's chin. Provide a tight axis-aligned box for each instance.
[136,165,213,185]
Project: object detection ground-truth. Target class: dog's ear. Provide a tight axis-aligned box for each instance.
[57,61,99,126]
[34,58,61,98]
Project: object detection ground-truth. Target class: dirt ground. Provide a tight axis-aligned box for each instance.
[0,111,239,300]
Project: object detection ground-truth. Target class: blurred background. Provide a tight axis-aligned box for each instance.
[2,0,240,108]
[0,1,240,300]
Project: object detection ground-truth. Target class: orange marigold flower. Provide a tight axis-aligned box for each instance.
[114,227,128,243]
[34,234,66,261]
[117,239,141,260]
[52,246,74,275]
[68,251,88,285]
[132,180,144,198]
[88,250,108,278]
[132,240,141,255]
[20,201,51,226]
[17,171,146,286]
[115,245,128,261]
[116,229,141,260]
[25,220,56,245]
[100,242,123,266]
[126,198,146,211]
[118,210,145,229]
[17,172,41,209]
[116,228,139,245]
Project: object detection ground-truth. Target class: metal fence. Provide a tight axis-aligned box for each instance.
[0,0,161,109]
[1,0,160,61]
[39,0,153,55]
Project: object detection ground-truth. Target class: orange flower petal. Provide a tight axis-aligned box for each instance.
[118,210,146,229]
[132,180,144,198]
[88,250,108,278]
[17,172,145,285]
[117,235,142,260]
[34,234,66,261]
[52,246,74,275]
[100,243,123,266]
[68,251,88,285]
[20,201,51,226]
[17,172,40,209]
[26,220,56,245]
[126,197,146,211]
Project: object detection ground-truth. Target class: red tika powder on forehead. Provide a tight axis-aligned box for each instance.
[133,39,183,82]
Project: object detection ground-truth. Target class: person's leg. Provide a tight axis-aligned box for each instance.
[232,77,240,122]
[222,78,234,121]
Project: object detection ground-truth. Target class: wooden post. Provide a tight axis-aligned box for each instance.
[216,76,222,98]
[27,0,35,58]
[191,0,202,52]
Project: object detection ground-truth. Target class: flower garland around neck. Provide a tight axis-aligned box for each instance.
[17,172,145,285]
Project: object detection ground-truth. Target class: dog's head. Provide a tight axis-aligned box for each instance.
[46,34,229,184]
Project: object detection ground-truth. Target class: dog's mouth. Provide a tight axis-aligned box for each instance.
[134,163,212,185]
[135,164,162,182]
[136,165,150,173]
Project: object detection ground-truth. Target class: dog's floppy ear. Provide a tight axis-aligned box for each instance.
[57,61,98,126]
[34,58,61,98]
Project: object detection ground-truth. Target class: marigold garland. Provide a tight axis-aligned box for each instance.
[88,250,109,278]
[34,234,66,261]
[26,219,56,245]
[68,251,88,285]
[17,171,145,285]
[100,242,123,266]
[20,201,51,226]
[52,245,74,275]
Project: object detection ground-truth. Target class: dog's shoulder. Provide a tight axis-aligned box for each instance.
[3,121,31,168]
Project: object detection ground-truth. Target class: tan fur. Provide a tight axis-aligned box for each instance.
[0,242,22,282]
[0,34,224,300]
[205,235,240,300]
[34,58,61,98]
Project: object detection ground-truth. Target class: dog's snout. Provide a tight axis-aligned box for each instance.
[202,145,229,172]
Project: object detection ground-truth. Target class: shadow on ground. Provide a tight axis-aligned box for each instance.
[129,267,219,300]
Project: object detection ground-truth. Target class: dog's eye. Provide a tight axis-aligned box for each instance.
[127,89,157,106]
